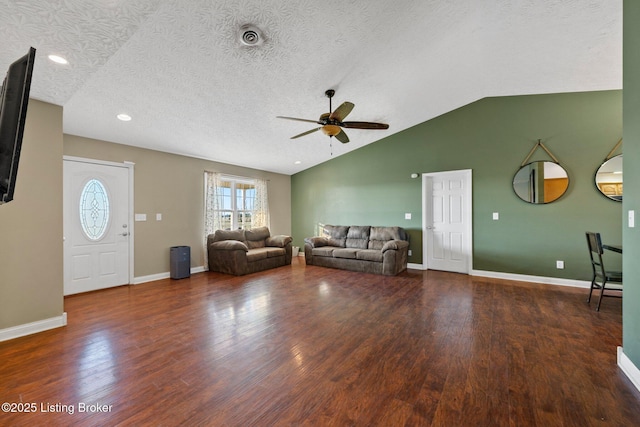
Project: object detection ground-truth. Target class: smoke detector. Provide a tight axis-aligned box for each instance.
[239,24,264,46]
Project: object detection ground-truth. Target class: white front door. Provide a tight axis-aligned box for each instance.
[423,169,472,273]
[63,158,132,295]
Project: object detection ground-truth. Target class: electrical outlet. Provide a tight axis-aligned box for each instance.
[556,260,564,269]
[408,249,412,256]
[492,212,499,220]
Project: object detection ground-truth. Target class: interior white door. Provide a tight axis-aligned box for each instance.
[423,170,472,273]
[64,159,131,295]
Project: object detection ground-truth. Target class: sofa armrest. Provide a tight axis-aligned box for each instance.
[304,236,328,248]
[210,240,248,252]
[266,235,292,247]
[381,239,409,253]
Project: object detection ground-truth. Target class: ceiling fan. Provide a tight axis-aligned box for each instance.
[277,89,389,144]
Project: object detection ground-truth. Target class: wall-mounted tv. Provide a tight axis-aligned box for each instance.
[0,47,36,205]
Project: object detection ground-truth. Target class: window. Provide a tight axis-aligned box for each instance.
[79,178,110,240]
[215,179,256,230]
[205,172,269,232]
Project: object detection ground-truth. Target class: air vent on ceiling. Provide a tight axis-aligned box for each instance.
[239,24,264,46]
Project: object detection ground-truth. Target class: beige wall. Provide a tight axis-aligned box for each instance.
[0,100,64,329]
[63,135,292,278]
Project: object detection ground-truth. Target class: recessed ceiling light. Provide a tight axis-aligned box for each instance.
[48,54,68,64]
[117,113,132,121]
[294,160,302,165]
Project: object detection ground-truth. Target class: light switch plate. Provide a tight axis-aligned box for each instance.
[405,213,411,220]
[156,213,162,221]
[492,212,499,220]
[135,213,147,221]
[630,210,635,228]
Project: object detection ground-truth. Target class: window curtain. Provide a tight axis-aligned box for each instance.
[252,178,270,229]
[204,171,223,270]
[204,173,270,270]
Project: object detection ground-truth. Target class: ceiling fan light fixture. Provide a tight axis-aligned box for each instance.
[239,24,264,46]
[321,125,341,137]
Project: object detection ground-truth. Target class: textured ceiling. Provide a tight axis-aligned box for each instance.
[0,0,622,175]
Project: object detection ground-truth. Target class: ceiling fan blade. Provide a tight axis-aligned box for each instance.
[291,127,321,139]
[329,102,355,122]
[277,116,321,124]
[341,121,389,130]
[335,129,350,144]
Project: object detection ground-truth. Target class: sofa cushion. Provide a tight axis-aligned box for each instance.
[213,229,245,243]
[211,240,248,251]
[356,249,384,262]
[305,236,328,248]
[266,235,292,247]
[245,226,270,249]
[246,248,269,262]
[332,248,359,259]
[266,247,286,258]
[312,247,337,257]
[323,225,349,248]
[368,226,406,250]
[346,226,370,249]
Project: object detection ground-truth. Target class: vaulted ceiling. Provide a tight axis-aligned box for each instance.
[0,1,622,175]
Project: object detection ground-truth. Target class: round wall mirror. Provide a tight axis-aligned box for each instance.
[513,161,569,204]
[595,154,622,202]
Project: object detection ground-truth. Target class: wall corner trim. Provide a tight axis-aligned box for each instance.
[0,313,67,343]
[618,346,640,393]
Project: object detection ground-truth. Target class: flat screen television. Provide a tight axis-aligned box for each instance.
[0,47,36,205]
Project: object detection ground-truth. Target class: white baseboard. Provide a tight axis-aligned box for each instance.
[406,265,590,289]
[132,266,205,285]
[471,269,591,289]
[618,347,640,393]
[0,312,67,343]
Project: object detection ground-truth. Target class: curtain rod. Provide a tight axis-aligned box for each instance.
[204,171,270,182]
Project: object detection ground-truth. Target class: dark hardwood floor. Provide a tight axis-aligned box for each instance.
[1,258,639,426]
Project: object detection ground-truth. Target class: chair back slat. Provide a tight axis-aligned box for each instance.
[585,231,622,311]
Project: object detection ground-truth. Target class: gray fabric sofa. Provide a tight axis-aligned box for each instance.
[304,225,409,276]
[207,227,292,275]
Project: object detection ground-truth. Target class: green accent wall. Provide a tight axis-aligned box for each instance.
[623,0,640,368]
[292,90,622,281]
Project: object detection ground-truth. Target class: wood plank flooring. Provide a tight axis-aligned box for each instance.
[1,258,639,426]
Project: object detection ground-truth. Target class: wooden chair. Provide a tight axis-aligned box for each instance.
[585,232,622,311]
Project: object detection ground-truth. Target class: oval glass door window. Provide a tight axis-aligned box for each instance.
[79,178,110,240]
